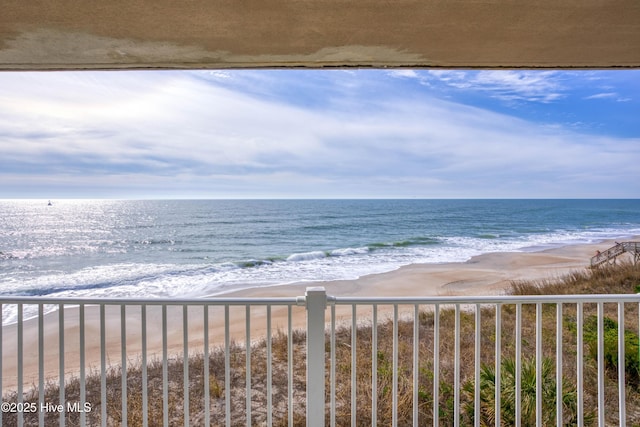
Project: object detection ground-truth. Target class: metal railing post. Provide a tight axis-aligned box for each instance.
[305,287,328,427]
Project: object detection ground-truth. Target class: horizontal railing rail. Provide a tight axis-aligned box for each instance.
[2,289,640,426]
[0,296,302,306]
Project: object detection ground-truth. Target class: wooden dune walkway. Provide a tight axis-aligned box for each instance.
[590,241,640,267]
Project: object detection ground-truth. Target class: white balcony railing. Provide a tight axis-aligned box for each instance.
[2,288,640,426]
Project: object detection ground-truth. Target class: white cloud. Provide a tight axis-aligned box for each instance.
[426,70,566,103]
[0,71,638,198]
[388,70,419,79]
[584,92,632,102]
[584,92,618,100]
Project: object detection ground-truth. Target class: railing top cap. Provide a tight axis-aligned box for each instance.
[0,296,301,305]
[3,291,640,306]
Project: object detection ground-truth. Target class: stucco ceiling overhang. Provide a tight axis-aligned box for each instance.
[1,0,639,70]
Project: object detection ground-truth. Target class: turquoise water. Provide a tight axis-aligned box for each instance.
[1,199,639,311]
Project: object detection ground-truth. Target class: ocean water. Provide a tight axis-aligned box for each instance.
[1,199,639,321]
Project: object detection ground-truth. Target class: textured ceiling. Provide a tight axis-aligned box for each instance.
[2,0,639,70]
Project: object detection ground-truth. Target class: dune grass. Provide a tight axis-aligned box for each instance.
[3,262,640,426]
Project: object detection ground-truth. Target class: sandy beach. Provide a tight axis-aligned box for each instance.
[1,238,632,393]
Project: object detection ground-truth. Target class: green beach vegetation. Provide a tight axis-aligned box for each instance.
[2,262,640,426]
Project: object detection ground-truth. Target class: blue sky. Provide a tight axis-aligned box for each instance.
[0,69,638,199]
